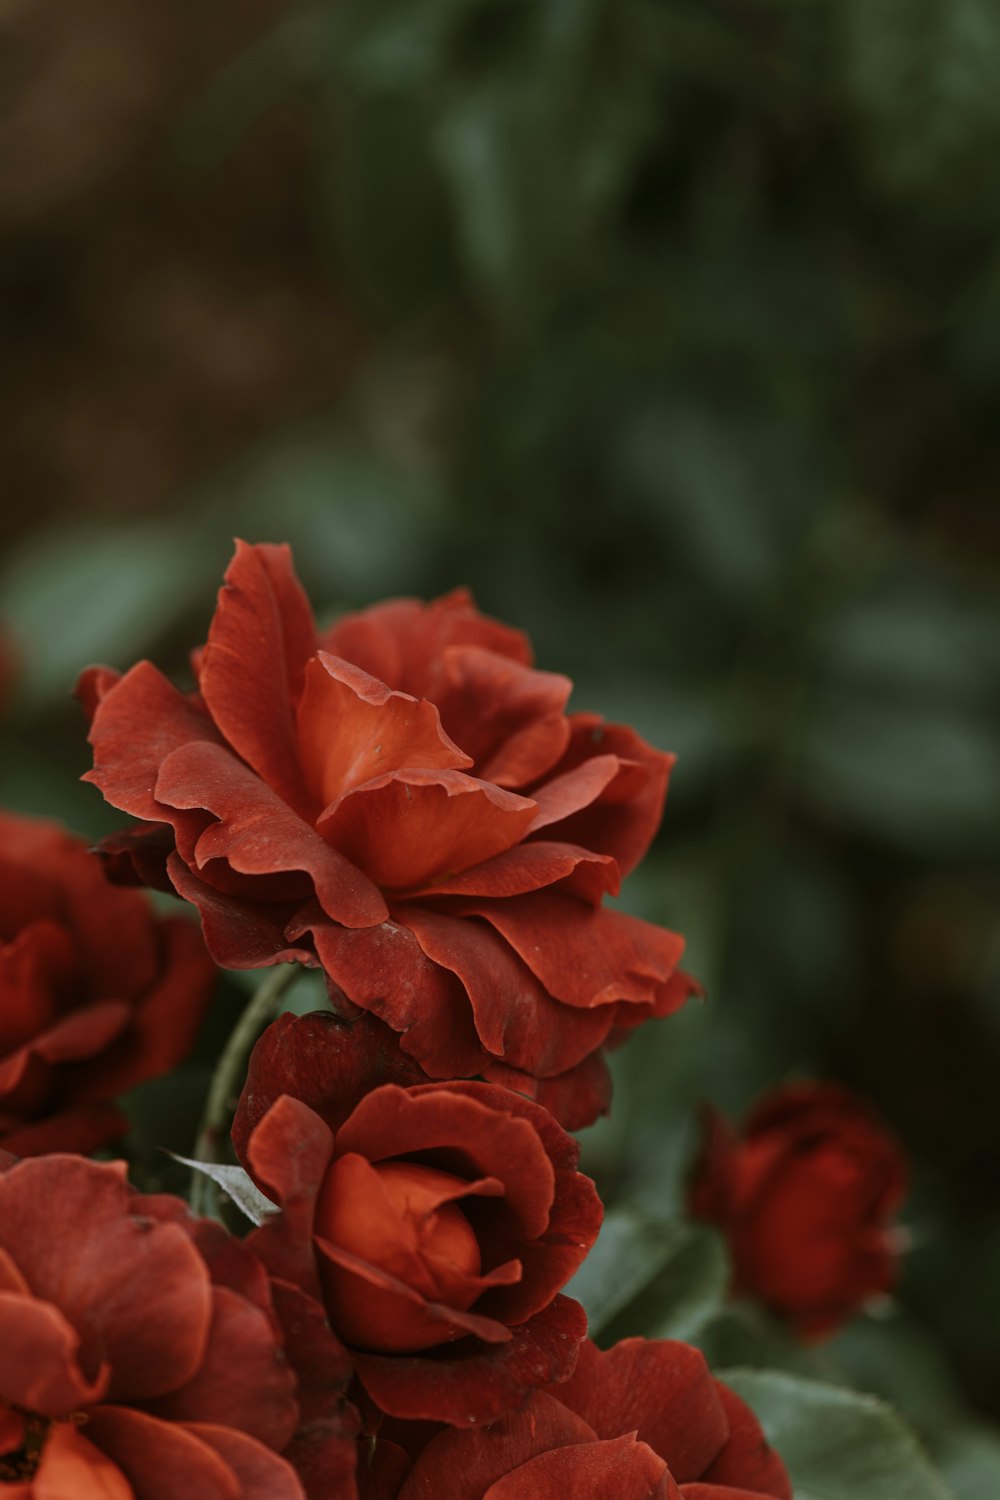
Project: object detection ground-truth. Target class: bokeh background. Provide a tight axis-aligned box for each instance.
[2,0,999,1479]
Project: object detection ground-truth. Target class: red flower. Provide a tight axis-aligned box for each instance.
[79,541,694,1127]
[233,1031,602,1428]
[0,809,216,1156]
[359,1337,791,1498]
[0,1152,349,1499]
[689,1082,909,1339]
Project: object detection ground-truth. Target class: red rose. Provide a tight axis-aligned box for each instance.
[0,809,216,1155]
[0,1152,345,1499]
[689,1082,909,1339]
[79,541,694,1127]
[233,1035,601,1428]
[361,1337,791,1498]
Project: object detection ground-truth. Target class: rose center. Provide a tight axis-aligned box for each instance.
[316,1159,485,1353]
[0,1408,52,1484]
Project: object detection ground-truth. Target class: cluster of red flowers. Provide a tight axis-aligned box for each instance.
[0,542,907,1497]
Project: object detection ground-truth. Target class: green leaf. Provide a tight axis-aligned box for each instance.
[565,1211,727,1342]
[927,1422,1000,1500]
[721,1369,955,1500]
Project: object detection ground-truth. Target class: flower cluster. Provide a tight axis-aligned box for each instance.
[0,542,912,1496]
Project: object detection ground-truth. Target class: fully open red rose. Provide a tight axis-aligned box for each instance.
[79,540,694,1127]
[0,809,216,1156]
[234,1060,601,1429]
[359,1337,791,1499]
[689,1082,909,1339]
[0,1152,343,1499]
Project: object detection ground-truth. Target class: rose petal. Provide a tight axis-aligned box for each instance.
[482,1053,613,1133]
[297,916,486,1078]
[336,1085,556,1241]
[321,591,532,701]
[245,1096,334,1298]
[527,756,624,833]
[75,664,122,722]
[552,1340,728,1481]
[456,895,686,1010]
[353,1293,587,1426]
[0,1292,109,1414]
[397,1390,598,1500]
[0,1156,211,1402]
[432,645,572,787]
[85,1408,239,1500]
[318,769,536,891]
[416,1083,602,1328]
[232,1011,429,1162]
[484,1433,676,1500]
[316,1234,515,1348]
[165,857,314,970]
[145,1286,299,1451]
[198,540,318,814]
[60,917,216,1106]
[392,908,615,1077]
[182,1424,306,1500]
[408,842,618,905]
[0,920,70,1055]
[268,1279,360,1500]
[156,741,387,929]
[297,652,471,809]
[679,1487,779,1499]
[84,661,223,827]
[538,716,673,878]
[699,1384,791,1499]
[30,1422,134,1500]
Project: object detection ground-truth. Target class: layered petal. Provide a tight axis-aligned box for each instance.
[395,1391,598,1500]
[552,1340,728,1482]
[0,1156,211,1402]
[155,741,387,929]
[353,1294,587,1426]
[198,539,318,815]
[392,909,616,1077]
[317,769,536,891]
[456,895,686,1010]
[297,652,471,810]
[484,1434,675,1500]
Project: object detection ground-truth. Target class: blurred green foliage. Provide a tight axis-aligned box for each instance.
[2,0,999,1478]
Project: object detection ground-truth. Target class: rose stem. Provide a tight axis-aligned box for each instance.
[190,963,301,1218]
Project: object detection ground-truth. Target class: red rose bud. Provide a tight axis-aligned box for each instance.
[317,1160,487,1352]
[0,1153,342,1499]
[689,1081,909,1340]
[362,1337,791,1499]
[79,540,695,1127]
[240,1075,602,1427]
[0,809,216,1156]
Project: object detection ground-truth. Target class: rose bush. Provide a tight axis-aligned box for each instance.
[79,540,694,1127]
[0,1151,355,1499]
[357,1337,791,1498]
[232,1020,601,1428]
[689,1081,909,1339]
[0,809,215,1155]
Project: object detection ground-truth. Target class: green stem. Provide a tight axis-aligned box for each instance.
[190,964,301,1218]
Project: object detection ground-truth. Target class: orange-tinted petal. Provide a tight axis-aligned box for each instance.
[296,652,470,810]
[319,769,536,891]
[198,540,317,814]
